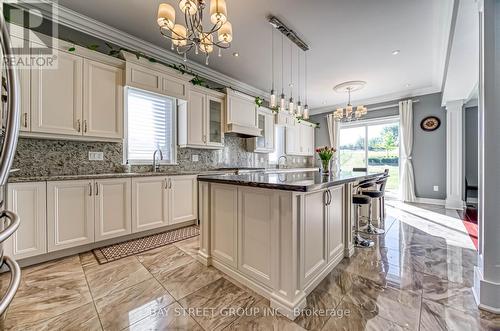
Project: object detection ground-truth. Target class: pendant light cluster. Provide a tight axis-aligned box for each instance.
[157,0,233,65]
[269,16,309,119]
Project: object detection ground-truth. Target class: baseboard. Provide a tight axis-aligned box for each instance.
[414,197,446,206]
[473,265,500,314]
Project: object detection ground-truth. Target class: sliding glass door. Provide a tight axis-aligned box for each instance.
[339,118,400,193]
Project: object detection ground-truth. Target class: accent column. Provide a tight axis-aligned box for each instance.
[445,100,464,210]
[473,0,500,314]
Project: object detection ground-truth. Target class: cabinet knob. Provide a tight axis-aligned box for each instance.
[23,113,28,128]
[83,120,88,133]
[77,119,81,132]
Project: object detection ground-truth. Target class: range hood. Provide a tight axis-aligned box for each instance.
[225,88,262,137]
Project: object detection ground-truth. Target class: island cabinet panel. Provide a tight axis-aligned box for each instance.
[237,187,277,287]
[327,186,345,261]
[169,175,198,225]
[301,190,328,285]
[210,184,238,268]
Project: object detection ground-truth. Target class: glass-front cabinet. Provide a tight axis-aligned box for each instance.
[247,107,275,153]
[207,96,224,147]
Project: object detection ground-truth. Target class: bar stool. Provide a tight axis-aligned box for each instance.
[376,174,390,222]
[359,176,388,235]
[352,194,374,248]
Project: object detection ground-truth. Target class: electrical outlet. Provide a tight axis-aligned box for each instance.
[433,185,439,192]
[192,154,199,162]
[88,152,103,161]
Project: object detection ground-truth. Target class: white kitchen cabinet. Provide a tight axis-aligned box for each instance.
[178,86,224,149]
[83,59,123,139]
[225,89,261,136]
[47,180,94,252]
[94,178,132,241]
[327,185,344,261]
[210,184,238,268]
[131,176,169,232]
[9,36,31,132]
[5,182,47,259]
[247,108,275,153]
[285,117,300,155]
[237,187,277,286]
[169,175,197,225]
[31,50,83,136]
[300,124,315,156]
[301,190,328,284]
[286,120,315,156]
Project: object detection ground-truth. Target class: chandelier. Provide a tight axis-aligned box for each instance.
[333,81,368,122]
[157,0,233,65]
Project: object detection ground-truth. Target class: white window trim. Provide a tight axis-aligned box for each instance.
[123,86,178,165]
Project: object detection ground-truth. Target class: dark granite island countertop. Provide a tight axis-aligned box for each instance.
[198,170,384,192]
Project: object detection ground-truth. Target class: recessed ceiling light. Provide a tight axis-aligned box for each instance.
[405,83,411,87]
[392,50,400,55]
[232,52,239,57]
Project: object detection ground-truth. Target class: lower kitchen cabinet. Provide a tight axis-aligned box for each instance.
[170,175,197,225]
[5,182,47,259]
[327,185,344,261]
[95,178,132,241]
[132,176,169,233]
[47,180,95,252]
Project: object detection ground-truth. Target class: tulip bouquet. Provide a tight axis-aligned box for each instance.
[316,146,337,174]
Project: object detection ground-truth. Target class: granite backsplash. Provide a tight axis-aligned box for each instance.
[12,136,312,178]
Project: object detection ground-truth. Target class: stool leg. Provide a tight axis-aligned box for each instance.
[354,205,374,248]
[360,198,385,235]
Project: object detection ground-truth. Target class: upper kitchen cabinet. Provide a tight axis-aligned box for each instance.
[83,59,123,139]
[178,85,225,149]
[18,30,126,141]
[247,107,275,153]
[10,36,31,132]
[31,50,83,136]
[122,51,192,100]
[286,118,315,156]
[225,89,261,137]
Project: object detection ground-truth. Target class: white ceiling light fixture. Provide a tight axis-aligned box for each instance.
[157,0,233,65]
[296,48,302,116]
[303,51,309,119]
[288,42,294,115]
[270,27,276,108]
[279,34,286,111]
[333,81,368,122]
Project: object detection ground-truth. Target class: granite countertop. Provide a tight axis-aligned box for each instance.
[8,167,321,183]
[197,171,384,192]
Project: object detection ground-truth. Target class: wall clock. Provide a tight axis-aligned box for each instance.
[420,116,441,132]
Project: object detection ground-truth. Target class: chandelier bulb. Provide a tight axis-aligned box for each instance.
[195,47,199,55]
[183,53,187,62]
[205,55,209,65]
[218,48,222,57]
[171,42,174,51]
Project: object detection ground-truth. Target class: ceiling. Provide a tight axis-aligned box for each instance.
[56,0,453,111]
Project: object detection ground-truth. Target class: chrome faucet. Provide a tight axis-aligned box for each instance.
[153,149,163,172]
[278,155,288,169]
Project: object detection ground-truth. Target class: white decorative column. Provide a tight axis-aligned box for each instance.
[445,100,464,210]
[473,0,500,314]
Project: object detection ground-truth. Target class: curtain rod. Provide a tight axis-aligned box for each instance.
[322,99,420,117]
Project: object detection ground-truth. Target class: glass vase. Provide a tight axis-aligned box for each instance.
[321,158,331,174]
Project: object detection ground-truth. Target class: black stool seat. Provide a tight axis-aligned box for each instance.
[352,194,370,205]
[362,190,384,198]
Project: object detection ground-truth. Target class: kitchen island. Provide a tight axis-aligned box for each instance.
[197,170,383,320]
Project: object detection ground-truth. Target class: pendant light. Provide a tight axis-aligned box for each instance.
[296,48,303,116]
[288,42,294,114]
[279,34,286,111]
[270,28,276,108]
[303,51,310,119]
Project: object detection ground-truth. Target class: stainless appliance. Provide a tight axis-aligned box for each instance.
[0,13,21,316]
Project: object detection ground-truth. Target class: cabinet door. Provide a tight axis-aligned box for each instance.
[285,119,299,155]
[83,59,123,139]
[265,113,275,151]
[227,94,256,127]
[211,184,238,268]
[126,63,161,92]
[255,112,266,150]
[169,175,197,225]
[131,177,169,233]
[162,75,186,99]
[238,187,277,286]
[10,36,31,132]
[47,180,94,252]
[327,186,344,261]
[301,190,328,285]
[187,89,206,146]
[6,182,47,259]
[31,50,83,136]
[95,178,132,241]
[207,96,224,147]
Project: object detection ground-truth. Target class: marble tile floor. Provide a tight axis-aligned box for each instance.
[1,203,499,331]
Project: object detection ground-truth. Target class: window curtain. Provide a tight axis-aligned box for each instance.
[399,100,416,202]
[326,114,340,150]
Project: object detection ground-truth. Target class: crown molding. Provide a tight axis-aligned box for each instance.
[14,0,268,99]
[309,86,441,116]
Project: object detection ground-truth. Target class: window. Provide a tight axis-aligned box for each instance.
[269,126,286,164]
[125,87,176,164]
